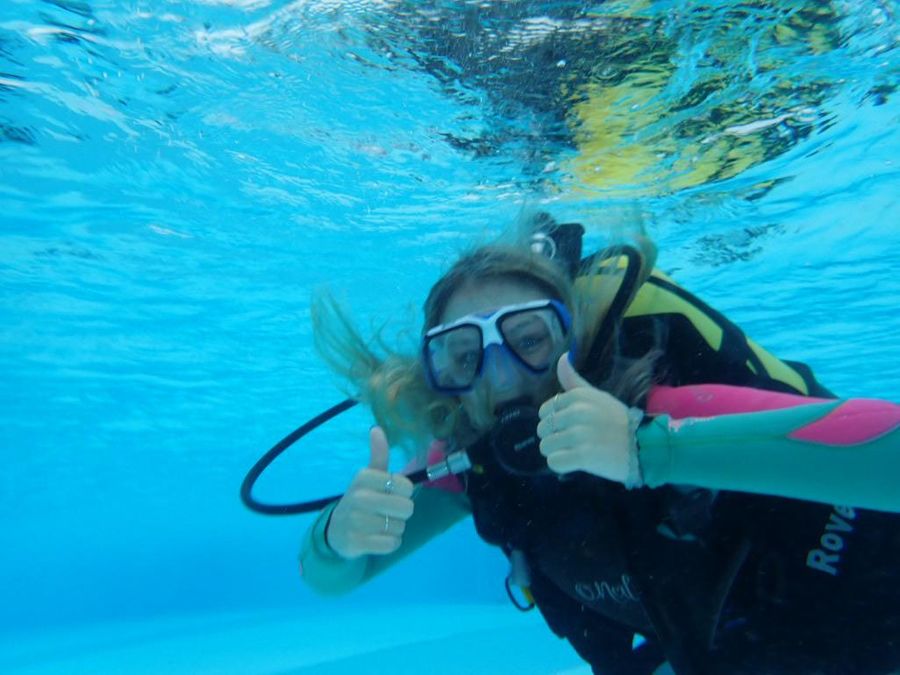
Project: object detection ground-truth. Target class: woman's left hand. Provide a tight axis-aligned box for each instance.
[537,353,636,484]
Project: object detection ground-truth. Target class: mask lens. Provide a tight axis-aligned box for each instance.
[425,325,482,390]
[424,300,571,393]
[499,307,566,370]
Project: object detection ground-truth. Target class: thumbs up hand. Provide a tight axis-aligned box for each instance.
[326,426,415,560]
[537,353,639,484]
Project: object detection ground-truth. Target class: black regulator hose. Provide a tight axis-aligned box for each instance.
[240,398,357,515]
[240,397,471,516]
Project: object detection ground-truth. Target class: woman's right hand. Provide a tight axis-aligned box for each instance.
[325,426,415,560]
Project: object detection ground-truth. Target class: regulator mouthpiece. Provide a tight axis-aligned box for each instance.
[491,398,550,476]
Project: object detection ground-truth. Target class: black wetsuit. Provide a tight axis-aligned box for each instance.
[463,278,900,675]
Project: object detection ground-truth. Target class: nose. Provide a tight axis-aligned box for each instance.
[482,344,524,394]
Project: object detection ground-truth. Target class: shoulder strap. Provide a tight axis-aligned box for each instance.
[624,270,832,396]
[575,245,645,371]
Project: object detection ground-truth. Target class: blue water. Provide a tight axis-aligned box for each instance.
[1,1,898,673]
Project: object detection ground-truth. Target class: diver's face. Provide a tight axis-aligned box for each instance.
[440,279,559,431]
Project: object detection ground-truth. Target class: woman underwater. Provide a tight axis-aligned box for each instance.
[299,218,900,674]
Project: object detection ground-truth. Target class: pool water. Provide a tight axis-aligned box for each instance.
[1,1,898,673]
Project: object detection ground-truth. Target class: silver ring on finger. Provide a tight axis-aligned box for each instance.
[383,515,391,534]
[553,393,560,412]
[384,477,394,494]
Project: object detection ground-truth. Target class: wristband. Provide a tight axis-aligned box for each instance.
[623,407,645,489]
[322,506,341,557]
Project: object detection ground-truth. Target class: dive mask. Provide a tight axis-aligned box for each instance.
[423,299,572,394]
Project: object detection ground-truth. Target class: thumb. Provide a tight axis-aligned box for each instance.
[368,425,390,471]
[557,352,591,391]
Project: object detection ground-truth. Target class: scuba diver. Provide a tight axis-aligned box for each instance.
[294,218,900,674]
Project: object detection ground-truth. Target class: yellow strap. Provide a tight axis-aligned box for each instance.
[625,271,724,351]
[622,271,811,394]
[747,338,809,394]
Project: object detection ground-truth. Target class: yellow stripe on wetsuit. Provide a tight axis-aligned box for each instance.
[624,270,811,395]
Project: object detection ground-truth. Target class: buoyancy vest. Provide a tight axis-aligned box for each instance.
[576,249,833,397]
[464,425,747,674]
[462,264,899,674]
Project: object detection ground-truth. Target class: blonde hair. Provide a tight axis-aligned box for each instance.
[312,221,659,461]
